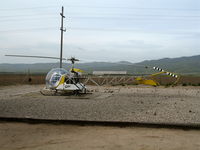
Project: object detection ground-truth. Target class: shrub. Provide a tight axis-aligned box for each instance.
[182,83,187,86]
[165,83,172,87]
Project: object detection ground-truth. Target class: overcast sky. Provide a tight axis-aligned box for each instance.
[0,0,199,63]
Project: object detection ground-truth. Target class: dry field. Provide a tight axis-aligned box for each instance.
[0,74,200,86]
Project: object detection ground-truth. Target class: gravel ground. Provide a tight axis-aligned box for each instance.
[0,85,200,126]
[1,122,200,150]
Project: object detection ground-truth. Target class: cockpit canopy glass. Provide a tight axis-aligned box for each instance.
[45,68,68,89]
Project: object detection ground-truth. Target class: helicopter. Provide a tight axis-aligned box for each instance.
[5,55,87,95]
[5,54,180,89]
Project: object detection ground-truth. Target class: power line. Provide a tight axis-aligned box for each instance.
[0,16,199,24]
[70,16,200,21]
[2,13,200,19]
[68,27,144,32]
[69,13,200,18]
[0,6,59,11]
[0,16,58,22]
[66,5,200,11]
[0,27,199,34]
[0,27,58,33]
[0,5,199,11]
[0,13,56,18]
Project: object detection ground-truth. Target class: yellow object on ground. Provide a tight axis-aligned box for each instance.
[135,68,180,86]
[135,77,159,86]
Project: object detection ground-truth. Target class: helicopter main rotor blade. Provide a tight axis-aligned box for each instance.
[5,54,67,60]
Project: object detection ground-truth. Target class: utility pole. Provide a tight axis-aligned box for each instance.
[60,6,66,68]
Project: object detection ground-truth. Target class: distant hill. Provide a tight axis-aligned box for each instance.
[137,55,200,74]
[0,55,200,75]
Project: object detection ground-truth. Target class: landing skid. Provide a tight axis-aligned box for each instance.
[40,87,89,96]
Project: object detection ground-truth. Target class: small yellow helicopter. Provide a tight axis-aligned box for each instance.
[5,55,87,94]
[6,54,180,89]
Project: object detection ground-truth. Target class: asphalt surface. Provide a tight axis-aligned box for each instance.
[0,85,200,127]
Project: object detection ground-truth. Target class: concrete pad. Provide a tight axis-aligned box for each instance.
[0,85,200,127]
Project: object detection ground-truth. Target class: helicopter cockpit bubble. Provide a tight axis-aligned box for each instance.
[45,68,69,89]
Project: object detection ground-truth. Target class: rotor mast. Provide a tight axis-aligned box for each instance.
[60,6,66,68]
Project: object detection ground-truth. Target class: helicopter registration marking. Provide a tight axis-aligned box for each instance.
[65,85,71,88]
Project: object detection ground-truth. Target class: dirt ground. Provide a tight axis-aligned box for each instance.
[0,122,200,150]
